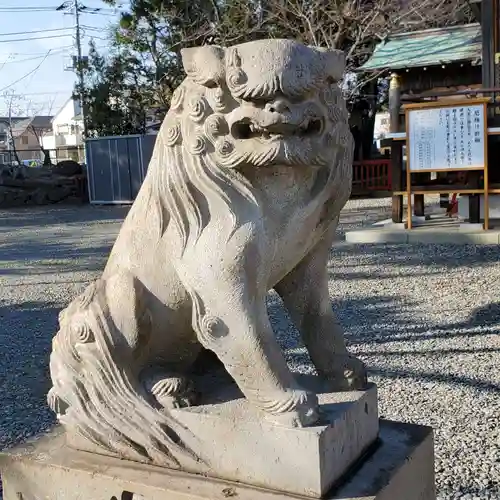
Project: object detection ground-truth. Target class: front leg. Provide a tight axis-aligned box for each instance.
[274,222,367,391]
[173,229,319,428]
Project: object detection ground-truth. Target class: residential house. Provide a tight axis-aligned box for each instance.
[0,116,53,164]
[11,116,53,163]
[0,117,22,164]
[42,98,84,162]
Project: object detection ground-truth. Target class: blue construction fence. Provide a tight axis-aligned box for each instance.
[85,134,157,204]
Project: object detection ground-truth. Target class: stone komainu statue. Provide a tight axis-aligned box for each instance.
[47,39,367,469]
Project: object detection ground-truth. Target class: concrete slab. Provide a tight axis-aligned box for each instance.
[345,215,500,245]
[346,229,409,244]
[0,420,435,500]
[346,227,500,245]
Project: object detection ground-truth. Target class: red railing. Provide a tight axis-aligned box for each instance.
[352,159,392,193]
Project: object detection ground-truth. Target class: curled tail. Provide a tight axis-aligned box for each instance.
[47,272,202,468]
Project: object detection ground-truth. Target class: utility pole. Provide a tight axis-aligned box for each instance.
[73,0,85,139]
[57,0,97,160]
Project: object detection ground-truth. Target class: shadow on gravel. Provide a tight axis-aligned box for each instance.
[0,205,123,276]
[0,205,129,230]
[266,293,500,395]
[0,241,112,263]
[329,243,500,269]
[370,366,500,393]
[0,300,59,449]
[336,295,500,345]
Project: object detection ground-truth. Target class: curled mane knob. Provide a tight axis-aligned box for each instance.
[205,115,228,139]
[215,139,234,158]
[187,135,207,156]
[72,322,94,344]
[187,96,209,123]
[170,86,185,111]
[165,122,182,146]
[227,69,248,91]
[201,315,228,341]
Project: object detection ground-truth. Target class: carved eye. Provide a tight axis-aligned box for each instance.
[203,79,218,89]
[326,76,336,86]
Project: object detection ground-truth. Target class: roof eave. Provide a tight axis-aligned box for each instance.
[358,57,481,72]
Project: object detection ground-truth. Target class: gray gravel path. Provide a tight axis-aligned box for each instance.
[2,200,500,499]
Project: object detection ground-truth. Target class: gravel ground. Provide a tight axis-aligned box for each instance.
[2,199,500,499]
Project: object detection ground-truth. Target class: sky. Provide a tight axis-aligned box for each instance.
[0,0,125,117]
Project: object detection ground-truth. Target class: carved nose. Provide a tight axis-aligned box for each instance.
[265,99,290,114]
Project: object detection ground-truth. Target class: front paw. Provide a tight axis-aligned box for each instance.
[323,354,368,391]
[262,389,319,428]
[143,372,197,409]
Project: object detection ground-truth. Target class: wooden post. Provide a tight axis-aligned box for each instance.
[389,73,403,223]
[474,0,495,223]
[414,190,425,216]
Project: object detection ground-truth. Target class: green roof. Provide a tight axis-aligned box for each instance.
[359,23,481,71]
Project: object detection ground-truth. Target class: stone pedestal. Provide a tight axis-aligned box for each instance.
[0,420,436,500]
[67,377,379,498]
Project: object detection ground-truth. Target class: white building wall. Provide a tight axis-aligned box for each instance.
[52,99,81,129]
[47,99,84,155]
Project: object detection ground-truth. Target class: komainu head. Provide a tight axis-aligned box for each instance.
[162,39,351,170]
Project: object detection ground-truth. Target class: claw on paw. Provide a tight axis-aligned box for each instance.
[323,354,368,391]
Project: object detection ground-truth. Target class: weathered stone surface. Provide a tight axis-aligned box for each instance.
[172,382,378,495]
[46,39,366,471]
[0,420,435,500]
[67,376,379,496]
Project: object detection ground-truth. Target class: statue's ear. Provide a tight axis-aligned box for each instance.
[311,46,345,82]
[181,45,226,87]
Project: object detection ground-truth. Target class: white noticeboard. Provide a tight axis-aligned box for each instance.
[408,104,485,172]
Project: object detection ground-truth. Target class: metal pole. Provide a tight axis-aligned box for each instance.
[8,100,12,164]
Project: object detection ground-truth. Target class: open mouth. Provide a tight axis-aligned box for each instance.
[232,117,323,140]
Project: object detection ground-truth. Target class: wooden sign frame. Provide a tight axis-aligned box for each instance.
[403,98,490,230]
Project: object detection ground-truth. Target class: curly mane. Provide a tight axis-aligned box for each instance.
[148,85,258,253]
[47,279,202,468]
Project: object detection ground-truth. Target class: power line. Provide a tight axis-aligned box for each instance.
[0,7,56,11]
[0,5,119,12]
[80,11,118,16]
[0,46,73,56]
[81,25,106,30]
[0,34,71,44]
[0,27,72,37]
[0,44,107,65]
[0,48,71,64]
[0,31,102,44]
[0,51,52,93]
[5,91,75,96]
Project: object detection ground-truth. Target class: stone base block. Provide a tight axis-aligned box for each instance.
[67,377,379,497]
[171,380,378,496]
[0,420,436,500]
